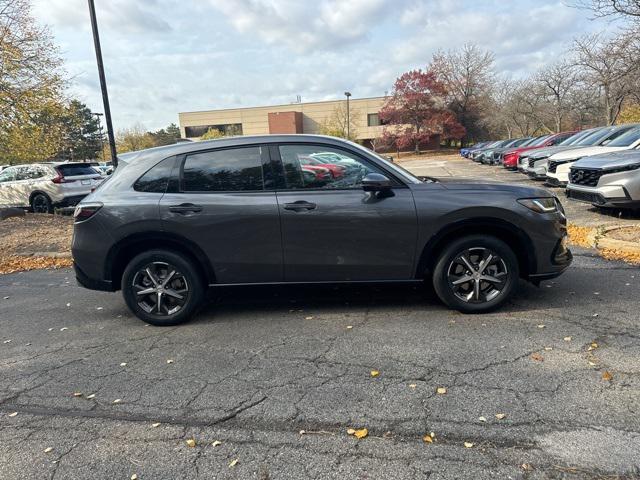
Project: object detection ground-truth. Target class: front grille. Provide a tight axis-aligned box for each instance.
[493,152,500,160]
[569,168,603,187]
[567,189,605,205]
[548,161,559,173]
[528,158,536,168]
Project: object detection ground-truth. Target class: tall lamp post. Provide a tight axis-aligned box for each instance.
[88,0,118,167]
[344,91,351,139]
[93,112,105,161]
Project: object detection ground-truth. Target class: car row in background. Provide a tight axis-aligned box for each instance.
[0,162,109,213]
[461,124,640,209]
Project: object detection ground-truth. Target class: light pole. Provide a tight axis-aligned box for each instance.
[88,0,118,167]
[344,91,351,139]
[93,112,105,161]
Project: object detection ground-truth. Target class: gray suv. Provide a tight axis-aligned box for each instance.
[72,135,572,325]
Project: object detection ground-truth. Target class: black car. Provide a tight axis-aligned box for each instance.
[72,135,572,325]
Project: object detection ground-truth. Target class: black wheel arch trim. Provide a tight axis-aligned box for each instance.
[416,217,536,280]
[104,231,215,290]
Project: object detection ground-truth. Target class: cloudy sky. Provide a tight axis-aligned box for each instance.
[33,0,608,131]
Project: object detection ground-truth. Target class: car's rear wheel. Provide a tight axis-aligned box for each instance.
[31,193,52,214]
[432,235,519,313]
[122,250,204,326]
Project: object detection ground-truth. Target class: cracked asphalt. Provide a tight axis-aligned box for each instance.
[1,248,639,479]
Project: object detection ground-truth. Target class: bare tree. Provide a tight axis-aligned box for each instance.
[431,44,495,144]
[572,32,639,124]
[571,0,640,17]
[534,61,580,132]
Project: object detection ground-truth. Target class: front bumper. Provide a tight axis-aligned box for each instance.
[545,177,567,187]
[566,184,639,208]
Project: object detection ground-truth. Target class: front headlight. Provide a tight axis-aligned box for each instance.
[517,197,558,213]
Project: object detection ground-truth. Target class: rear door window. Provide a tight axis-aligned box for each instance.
[58,164,100,177]
[181,146,265,192]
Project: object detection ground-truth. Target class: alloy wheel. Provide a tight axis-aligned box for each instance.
[132,262,189,315]
[446,247,509,303]
[32,195,49,213]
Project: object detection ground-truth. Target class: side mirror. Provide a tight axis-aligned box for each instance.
[362,173,392,192]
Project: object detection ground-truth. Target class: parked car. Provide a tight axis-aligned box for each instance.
[482,137,533,165]
[472,140,513,163]
[0,165,9,172]
[460,141,490,158]
[566,149,640,209]
[514,130,598,173]
[72,135,571,325]
[503,135,558,170]
[0,162,104,213]
[529,124,640,181]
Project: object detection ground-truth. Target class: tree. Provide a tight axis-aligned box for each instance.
[379,69,465,154]
[572,0,640,18]
[115,124,156,153]
[200,128,226,140]
[618,103,640,123]
[534,61,581,132]
[149,123,181,146]
[56,100,103,161]
[0,0,67,163]
[318,102,358,141]
[572,32,639,124]
[431,44,495,145]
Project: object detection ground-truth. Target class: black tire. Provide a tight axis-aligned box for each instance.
[121,249,204,326]
[432,235,519,314]
[30,193,53,214]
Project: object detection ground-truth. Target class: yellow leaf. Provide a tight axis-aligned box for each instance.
[422,434,433,443]
[44,447,53,453]
[212,440,222,447]
[564,336,572,342]
[73,392,82,397]
[166,359,174,364]
[495,413,506,420]
[537,324,545,329]
[346,428,356,435]
[151,423,161,428]
[409,384,417,389]
[436,387,447,394]
[305,316,313,320]
[530,353,544,362]
[370,370,380,377]
[544,347,553,351]
[464,442,474,448]
[354,428,368,439]
[229,459,238,468]
[8,412,17,417]
[346,325,353,329]
[186,439,196,448]
[131,475,138,480]
[602,371,613,381]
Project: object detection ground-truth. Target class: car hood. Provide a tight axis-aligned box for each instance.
[550,145,628,161]
[415,177,551,197]
[527,145,583,159]
[572,149,640,169]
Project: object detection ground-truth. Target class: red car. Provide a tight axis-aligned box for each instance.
[299,155,345,178]
[502,131,577,170]
[301,165,332,182]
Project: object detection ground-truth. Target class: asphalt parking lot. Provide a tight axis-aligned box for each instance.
[1,249,639,478]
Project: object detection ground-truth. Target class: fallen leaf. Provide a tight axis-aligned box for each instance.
[409,384,417,389]
[186,439,196,448]
[588,361,597,366]
[44,447,53,453]
[120,362,127,367]
[537,324,545,329]
[229,459,238,468]
[544,347,553,351]
[495,413,506,420]
[166,359,174,364]
[8,412,17,417]
[72,392,82,397]
[346,428,356,435]
[3,339,11,344]
[564,336,572,342]
[112,398,122,404]
[521,463,533,471]
[3,296,9,299]
[212,440,222,447]
[436,387,447,394]
[131,475,138,480]
[530,353,544,362]
[299,430,305,435]
[346,325,353,329]
[151,423,161,428]
[86,394,95,399]
[422,434,433,443]
[602,371,613,382]
[60,327,68,331]
[478,416,487,422]
[66,303,71,307]
[370,370,380,377]
[96,307,103,310]
[353,428,368,439]
[592,313,599,317]
[305,316,313,320]
[464,442,474,448]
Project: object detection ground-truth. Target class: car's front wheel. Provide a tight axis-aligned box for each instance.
[30,193,52,214]
[122,250,204,326]
[432,235,519,313]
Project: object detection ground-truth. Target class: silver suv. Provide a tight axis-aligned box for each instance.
[566,149,640,209]
[0,162,104,213]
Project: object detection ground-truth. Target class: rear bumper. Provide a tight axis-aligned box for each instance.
[54,195,87,208]
[74,262,114,292]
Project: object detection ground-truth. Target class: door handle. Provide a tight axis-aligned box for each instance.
[168,203,203,214]
[283,201,317,212]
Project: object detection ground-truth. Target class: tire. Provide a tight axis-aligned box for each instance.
[121,249,204,326]
[432,235,519,314]
[30,193,53,214]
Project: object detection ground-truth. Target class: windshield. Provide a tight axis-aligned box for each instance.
[558,129,593,146]
[529,135,551,147]
[607,126,640,147]
[576,126,630,146]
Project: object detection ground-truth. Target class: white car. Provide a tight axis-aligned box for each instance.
[545,126,640,186]
[0,162,104,213]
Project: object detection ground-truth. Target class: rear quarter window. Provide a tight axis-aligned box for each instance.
[134,156,177,193]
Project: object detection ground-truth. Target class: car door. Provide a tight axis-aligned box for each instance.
[273,143,418,282]
[159,144,283,284]
[0,167,19,206]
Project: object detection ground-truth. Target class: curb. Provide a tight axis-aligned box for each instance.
[595,226,640,259]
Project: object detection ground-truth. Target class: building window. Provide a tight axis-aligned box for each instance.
[367,113,385,127]
[184,123,243,138]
